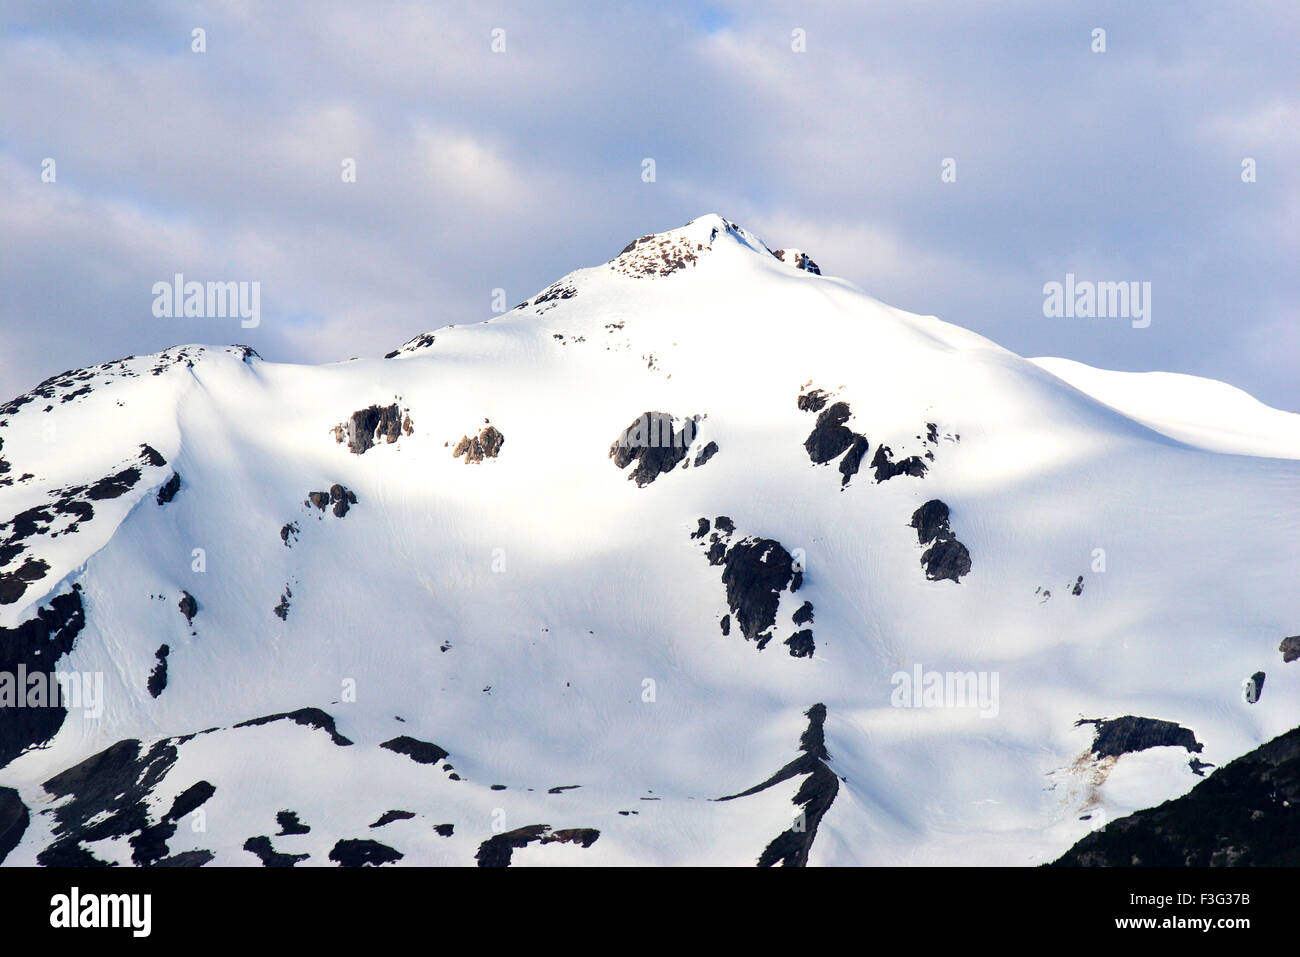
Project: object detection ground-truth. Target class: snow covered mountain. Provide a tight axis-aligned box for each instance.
[1,214,1297,867]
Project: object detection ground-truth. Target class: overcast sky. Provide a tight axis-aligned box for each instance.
[1,1,1296,409]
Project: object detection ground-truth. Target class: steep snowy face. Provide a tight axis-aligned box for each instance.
[0,216,1298,868]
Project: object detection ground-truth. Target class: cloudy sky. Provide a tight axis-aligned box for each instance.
[1,0,1296,408]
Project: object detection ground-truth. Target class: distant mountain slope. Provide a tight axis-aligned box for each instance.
[1032,356,1300,460]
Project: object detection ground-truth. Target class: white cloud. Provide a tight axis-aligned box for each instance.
[0,0,1295,409]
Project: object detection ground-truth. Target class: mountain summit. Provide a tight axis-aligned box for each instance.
[0,217,1297,867]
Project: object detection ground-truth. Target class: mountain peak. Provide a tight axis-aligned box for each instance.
[2,216,1296,869]
[607,214,775,279]
[607,214,821,278]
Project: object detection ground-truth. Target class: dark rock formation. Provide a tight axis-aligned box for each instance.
[476,825,549,867]
[273,586,291,620]
[329,483,356,517]
[37,737,213,867]
[1079,715,1203,759]
[0,556,49,606]
[335,404,409,454]
[147,644,170,698]
[243,835,309,867]
[797,389,828,413]
[0,787,28,864]
[156,471,181,505]
[0,586,86,767]
[693,441,719,467]
[773,249,821,274]
[168,781,216,821]
[909,500,972,583]
[1244,671,1265,704]
[276,810,310,835]
[306,485,356,516]
[137,444,166,466]
[721,539,795,649]
[86,466,141,500]
[531,281,578,311]
[328,838,403,867]
[803,402,856,464]
[609,412,710,486]
[798,392,872,487]
[839,435,869,486]
[694,519,810,657]
[871,445,928,482]
[717,703,840,867]
[385,333,436,358]
[920,538,972,583]
[178,590,197,624]
[453,424,505,464]
[475,824,601,867]
[785,630,815,658]
[370,809,416,828]
[380,735,449,765]
[909,500,950,544]
[1281,635,1300,664]
[233,708,354,746]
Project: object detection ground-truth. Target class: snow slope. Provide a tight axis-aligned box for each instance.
[1,214,1297,867]
[1031,356,1300,460]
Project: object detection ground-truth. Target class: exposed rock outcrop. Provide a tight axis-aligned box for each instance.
[156,471,181,505]
[147,644,170,698]
[773,248,821,274]
[1280,635,1300,663]
[37,737,216,867]
[693,517,810,657]
[243,835,309,867]
[610,412,713,486]
[1078,715,1203,759]
[453,423,505,464]
[380,735,449,765]
[717,703,839,866]
[908,499,971,583]
[328,838,403,867]
[1244,671,1265,704]
[0,787,28,865]
[475,824,600,867]
[305,485,357,517]
[797,389,870,488]
[178,590,197,624]
[333,404,412,454]
[0,586,86,768]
